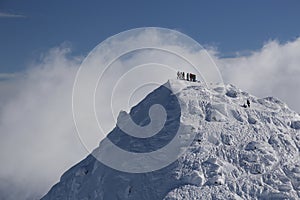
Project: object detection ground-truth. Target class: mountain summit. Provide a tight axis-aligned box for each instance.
[42,80,300,200]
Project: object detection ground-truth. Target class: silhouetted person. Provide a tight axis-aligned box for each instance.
[247,99,250,108]
[187,73,189,81]
[190,73,196,82]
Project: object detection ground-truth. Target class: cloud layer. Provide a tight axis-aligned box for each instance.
[218,38,300,113]
[0,47,87,199]
[0,36,299,199]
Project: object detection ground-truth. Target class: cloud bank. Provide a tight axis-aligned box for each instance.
[0,47,87,200]
[218,38,300,113]
[0,36,299,199]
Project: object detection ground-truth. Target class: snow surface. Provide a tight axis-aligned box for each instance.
[42,79,300,200]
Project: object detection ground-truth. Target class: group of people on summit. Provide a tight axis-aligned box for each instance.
[177,71,252,109]
[177,71,197,82]
[177,71,251,109]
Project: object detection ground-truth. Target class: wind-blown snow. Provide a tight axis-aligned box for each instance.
[42,79,300,200]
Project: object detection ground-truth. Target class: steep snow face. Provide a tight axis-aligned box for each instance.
[42,80,300,200]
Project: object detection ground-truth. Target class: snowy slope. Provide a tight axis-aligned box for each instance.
[42,80,300,200]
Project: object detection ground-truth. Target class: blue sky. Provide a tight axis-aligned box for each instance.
[1,0,300,73]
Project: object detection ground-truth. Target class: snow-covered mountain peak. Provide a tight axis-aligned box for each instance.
[43,79,300,200]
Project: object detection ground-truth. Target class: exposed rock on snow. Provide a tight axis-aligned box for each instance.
[42,80,300,200]
[291,121,300,130]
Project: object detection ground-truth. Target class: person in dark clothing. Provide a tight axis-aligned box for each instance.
[247,99,250,108]
[190,73,196,82]
[182,72,185,80]
[187,73,189,81]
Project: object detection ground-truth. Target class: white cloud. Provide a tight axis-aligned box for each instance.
[0,33,300,199]
[218,38,300,113]
[0,46,87,199]
[0,12,25,18]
